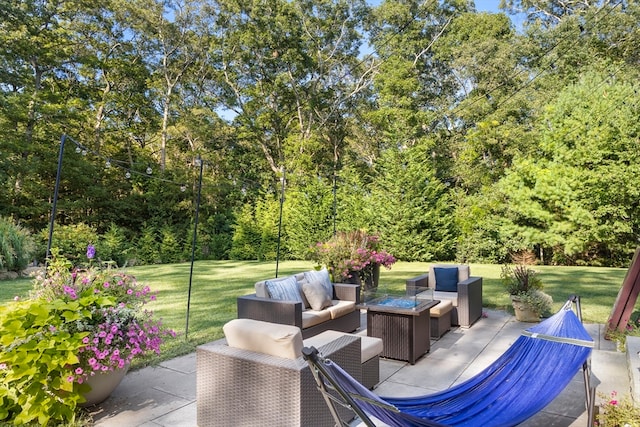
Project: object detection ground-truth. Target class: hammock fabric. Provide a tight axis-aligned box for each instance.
[307,302,593,427]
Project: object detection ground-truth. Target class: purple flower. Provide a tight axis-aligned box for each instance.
[87,244,96,260]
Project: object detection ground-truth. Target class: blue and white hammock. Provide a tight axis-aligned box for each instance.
[303,298,595,427]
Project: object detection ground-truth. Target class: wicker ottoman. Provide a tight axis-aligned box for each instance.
[305,330,383,389]
[430,300,453,338]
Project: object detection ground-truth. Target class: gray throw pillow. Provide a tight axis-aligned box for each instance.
[265,275,304,303]
[302,280,333,311]
[303,268,333,298]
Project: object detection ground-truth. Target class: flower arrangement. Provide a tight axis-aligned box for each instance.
[595,390,640,426]
[501,264,553,320]
[309,230,396,286]
[0,246,175,425]
[501,264,543,295]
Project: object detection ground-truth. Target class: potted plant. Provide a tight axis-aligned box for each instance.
[501,264,553,322]
[0,246,175,425]
[309,230,396,297]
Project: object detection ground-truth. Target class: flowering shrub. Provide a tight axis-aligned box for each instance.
[596,390,640,426]
[309,230,396,284]
[0,246,175,425]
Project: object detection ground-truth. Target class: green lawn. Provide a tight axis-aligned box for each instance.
[0,261,629,369]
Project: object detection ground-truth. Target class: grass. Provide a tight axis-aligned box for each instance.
[0,261,629,369]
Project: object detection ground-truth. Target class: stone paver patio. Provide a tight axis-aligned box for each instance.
[91,309,630,426]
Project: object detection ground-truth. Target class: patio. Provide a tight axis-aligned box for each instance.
[90,308,629,426]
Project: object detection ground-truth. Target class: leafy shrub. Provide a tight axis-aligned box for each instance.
[230,204,263,260]
[97,223,131,267]
[207,232,233,260]
[159,226,182,263]
[135,224,159,265]
[39,223,99,265]
[0,217,34,272]
[196,214,233,260]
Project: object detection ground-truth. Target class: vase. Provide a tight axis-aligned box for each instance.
[79,366,128,407]
[510,295,540,322]
[352,263,381,302]
[360,263,380,292]
[344,272,362,286]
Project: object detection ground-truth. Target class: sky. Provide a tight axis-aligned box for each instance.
[474,0,502,13]
[363,1,526,31]
[475,0,526,30]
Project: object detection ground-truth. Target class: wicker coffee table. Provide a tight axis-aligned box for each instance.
[358,297,438,365]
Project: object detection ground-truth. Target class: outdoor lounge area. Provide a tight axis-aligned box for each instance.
[88,307,633,427]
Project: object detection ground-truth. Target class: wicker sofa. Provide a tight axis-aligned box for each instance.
[237,268,361,339]
[197,319,362,427]
[406,264,483,328]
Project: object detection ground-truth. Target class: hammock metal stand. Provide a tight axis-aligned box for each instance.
[302,295,596,427]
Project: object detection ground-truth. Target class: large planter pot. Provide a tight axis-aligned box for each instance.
[348,263,381,301]
[510,295,540,322]
[79,366,128,407]
[364,263,381,291]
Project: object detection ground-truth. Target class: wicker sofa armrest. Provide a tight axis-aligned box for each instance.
[457,276,483,328]
[332,283,360,303]
[237,294,303,329]
[405,274,430,296]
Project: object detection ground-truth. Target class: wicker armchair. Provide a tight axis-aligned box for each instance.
[197,334,361,427]
[406,264,483,328]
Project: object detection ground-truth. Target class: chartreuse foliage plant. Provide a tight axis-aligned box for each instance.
[0,297,91,425]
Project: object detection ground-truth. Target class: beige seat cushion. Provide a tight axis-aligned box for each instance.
[326,300,356,320]
[417,289,458,307]
[432,291,458,307]
[223,319,303,360]
[302,309,332,329]
[430,300,453,317]
[304,330,383,363]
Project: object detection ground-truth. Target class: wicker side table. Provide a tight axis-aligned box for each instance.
[359,299,438,365]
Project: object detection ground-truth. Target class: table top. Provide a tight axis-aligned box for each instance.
[356,296,439,315]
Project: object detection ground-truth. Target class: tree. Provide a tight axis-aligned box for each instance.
[371,142,456,261]
[496,66,640,265]
[210,0,374,180]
